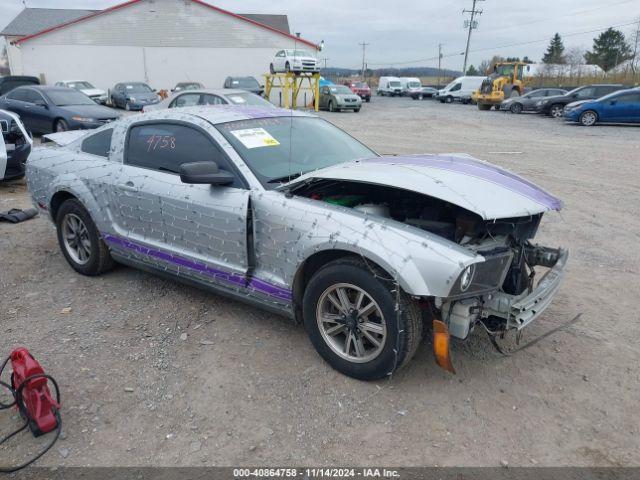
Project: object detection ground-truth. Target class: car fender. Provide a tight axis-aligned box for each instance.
[252,192,480,298]
[0,134,6,180]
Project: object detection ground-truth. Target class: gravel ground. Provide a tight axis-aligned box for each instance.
[1,97,639,467]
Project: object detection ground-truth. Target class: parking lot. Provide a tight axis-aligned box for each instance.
[1,96,639,467]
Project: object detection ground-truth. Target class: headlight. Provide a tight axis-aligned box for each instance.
[129,97,136,102]
[72,116,98,123]
[459,265,475,292]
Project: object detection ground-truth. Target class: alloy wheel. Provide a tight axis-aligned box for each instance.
[316,283,387,363]
[580,111,597,126]
[61,213,92,265]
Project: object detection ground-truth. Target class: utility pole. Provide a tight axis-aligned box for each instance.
[462,0,483,74]
[359,42,369,79]
[437,43,443,87]
[632,16,640,74]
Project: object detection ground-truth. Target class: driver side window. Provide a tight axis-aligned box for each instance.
[575,87,595,99]
[450,83,461,92]
[125,122,243,188]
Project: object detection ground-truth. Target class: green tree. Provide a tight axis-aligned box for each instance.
[466,65,479,75]
[542,33,566,64]
[585,27,632,72]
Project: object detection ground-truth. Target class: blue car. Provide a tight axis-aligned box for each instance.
[110,82,160,111]
[564,88,640,126]
[0,86,120,134]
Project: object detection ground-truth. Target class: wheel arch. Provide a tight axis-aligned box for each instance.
[291,250,395,324]
[50,190,78,220]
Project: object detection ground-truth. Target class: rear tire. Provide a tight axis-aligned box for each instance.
[302,258,423,380]
[549,104,564,118]
[269,63,275,74]
[55,199,114,276]
[285,62,291,73]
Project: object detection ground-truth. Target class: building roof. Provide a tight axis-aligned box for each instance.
[238,14,290,34]
[1,7,291,37]
[2,3,308,48]
[1,8,99,36]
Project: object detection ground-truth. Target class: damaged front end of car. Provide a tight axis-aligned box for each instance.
[287,154,568,372]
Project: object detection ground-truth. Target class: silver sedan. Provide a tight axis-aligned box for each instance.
[27,106,567,380]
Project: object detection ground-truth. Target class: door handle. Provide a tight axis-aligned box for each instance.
[120,181,137,191]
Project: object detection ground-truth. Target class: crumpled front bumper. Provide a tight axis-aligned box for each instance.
[483,247,569,330]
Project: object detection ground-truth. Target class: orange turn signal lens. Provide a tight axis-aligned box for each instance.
[433,319,456,374]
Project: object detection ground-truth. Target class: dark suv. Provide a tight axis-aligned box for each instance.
[536,84,625,118]
[0,76,40,96]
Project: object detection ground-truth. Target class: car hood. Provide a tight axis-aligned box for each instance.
[58,104,119,119]
[80,88,106,97]
[290,154,562,220]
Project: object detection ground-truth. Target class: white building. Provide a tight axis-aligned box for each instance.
[1,0,319,92]
[524,63,605,78]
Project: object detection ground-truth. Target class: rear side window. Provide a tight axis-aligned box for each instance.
[617,93,640,104]
[81,128,113,157]
[201,94,226,105]
[125,122,242,187]
[6,89,28,101]
[170,93,200,108]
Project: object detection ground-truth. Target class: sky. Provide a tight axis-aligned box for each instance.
[1,0,638,71]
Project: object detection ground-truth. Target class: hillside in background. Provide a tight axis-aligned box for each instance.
[323,66,462,79]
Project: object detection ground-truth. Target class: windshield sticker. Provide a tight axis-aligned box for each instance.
[230,128,280,149]
[229,96,246,104]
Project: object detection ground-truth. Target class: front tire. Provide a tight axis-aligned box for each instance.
[328,100,335,112]
[269,63,275,74]
[125,102,131,111]
[54,119,68,132]
[445,95,453,103]
[302,258,423,380]
[579,110,598,126]
[55,199,114,276]
[510,103,523,114]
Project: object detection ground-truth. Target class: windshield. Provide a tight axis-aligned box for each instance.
[47,90,96,106]
[496,65,515,76]
[330,86,352,95]
[389,81,401,87]
[68,81,94,89]
[124,83,152,93]
[224,92,273,107]
[408,81,421,88]
[216,117,376,188]
[176,83,201,90]
[231,78,259,89]
[354,82,368,88]
[286,50,313,57]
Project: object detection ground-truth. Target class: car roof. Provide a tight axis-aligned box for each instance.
[134,105,314,125]
[14,85,69,92]
[173,88,257,96]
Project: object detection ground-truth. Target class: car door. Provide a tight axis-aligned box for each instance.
[0,89,30,122]
[109,119,251,288]
[23,89,52,133]
[603,92,640,123]
[113,85,124,107]
[319,87,329,109]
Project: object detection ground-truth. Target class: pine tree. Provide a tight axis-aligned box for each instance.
[542,33,566,64]
[585,28,632,72]
[466,65,479,75]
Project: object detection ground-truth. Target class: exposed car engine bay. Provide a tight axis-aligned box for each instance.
[292,179,564,338]
[1,111,31,181]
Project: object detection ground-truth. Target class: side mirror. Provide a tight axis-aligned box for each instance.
[179,161,234,186]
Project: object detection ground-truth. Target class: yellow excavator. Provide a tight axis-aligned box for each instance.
[473,61,530,110]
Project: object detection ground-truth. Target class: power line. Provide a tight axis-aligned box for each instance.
[462,0,484,74]
[367,20,637,68]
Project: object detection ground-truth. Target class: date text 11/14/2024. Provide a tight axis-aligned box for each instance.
[233,468,401,478]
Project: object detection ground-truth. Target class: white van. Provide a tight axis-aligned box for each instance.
[437,76,486,104]
[377,76,403,96]
[401,77,422,96]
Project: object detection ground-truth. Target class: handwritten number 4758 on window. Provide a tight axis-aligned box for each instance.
[146,135,176,152]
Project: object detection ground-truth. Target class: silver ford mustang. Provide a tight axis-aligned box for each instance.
[27,106,567,380]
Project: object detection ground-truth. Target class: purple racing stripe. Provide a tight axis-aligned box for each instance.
[102,234,292,302]
[364,155,563,211]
